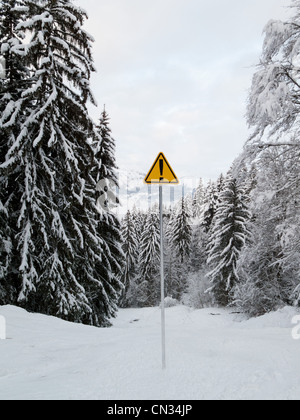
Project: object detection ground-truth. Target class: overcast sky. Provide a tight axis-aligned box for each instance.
[75,0,292,181]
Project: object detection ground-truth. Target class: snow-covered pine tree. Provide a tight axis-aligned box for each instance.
[91,107,124,316]
[164,204,177,299]
[189,223,208,274]
[169,197,192,264]
[132,205,146,240]
[0,0,120,326]
[233,219,285,317]
[202,180,219,233]
[138,209,160,307]
[0,189,12,304]
[120,210,138,307]
[0,0,28,108]
[193,178,205,219]
[244,0,300,309]
[247,0,300,146]
[94,107,119,190]
[166,197,192,300]
[216,173,225,196]
[233,147,299,315]
[207,174,252,306]
[0,0,28,304]
[0,203,10,304]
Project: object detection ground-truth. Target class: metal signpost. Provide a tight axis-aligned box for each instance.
[145,153,179,369]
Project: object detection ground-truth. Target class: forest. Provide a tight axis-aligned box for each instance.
[1,0,300,325]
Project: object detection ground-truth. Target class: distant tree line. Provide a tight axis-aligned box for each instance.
[1,0,300,325]
[119,0,300,317]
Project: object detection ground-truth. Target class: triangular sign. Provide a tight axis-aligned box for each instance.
[144,152,179,185]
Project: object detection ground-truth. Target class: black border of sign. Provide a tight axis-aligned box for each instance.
[144,152,179,185]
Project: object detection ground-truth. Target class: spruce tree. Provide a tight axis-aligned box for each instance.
[193,178,205,219]
[92,107,124,318]
[94,108,119,186]
[233,221,284,317]
[202,181,219,233]
[243,1,300,311]
[0,197,12,304]
[169,197,192,264]
[189,224,208,274]
[132,205,146,240]
[120,210,138,306]
[166,197,192,300]
[216,173,225,196]
[0,0,28,304]
[232,155,296,316]
[0,0,121,326]
[138,209,160,307]
[207,174,251,306]
[247,0,300,145]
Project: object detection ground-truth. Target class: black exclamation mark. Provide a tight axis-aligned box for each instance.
[159,159,164,182]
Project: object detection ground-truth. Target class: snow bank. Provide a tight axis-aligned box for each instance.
[242,306,300,329]
[0,304,299,400]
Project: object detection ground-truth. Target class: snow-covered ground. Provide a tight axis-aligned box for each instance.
[0,304,299,400]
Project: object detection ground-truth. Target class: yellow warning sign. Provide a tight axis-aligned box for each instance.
[144,152,179,185]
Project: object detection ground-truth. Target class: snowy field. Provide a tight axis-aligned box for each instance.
[0,304,300,400]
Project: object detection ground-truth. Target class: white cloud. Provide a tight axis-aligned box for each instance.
[77,0,293,179]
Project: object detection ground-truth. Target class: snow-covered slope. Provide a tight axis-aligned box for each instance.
[0,305,299,400]
[117,169,197,215]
